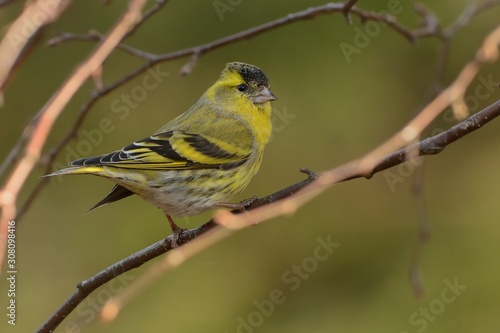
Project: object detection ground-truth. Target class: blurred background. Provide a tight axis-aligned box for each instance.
[1,0,500,332]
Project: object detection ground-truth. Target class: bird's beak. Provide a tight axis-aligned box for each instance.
[252,86,277,104]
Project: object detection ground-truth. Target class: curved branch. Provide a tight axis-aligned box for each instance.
[0,0,169,181]
[0,0,148,273]
[346,100,500,180]
[0,0,72,177]
[36,99,500,333]
[0,0,71,94]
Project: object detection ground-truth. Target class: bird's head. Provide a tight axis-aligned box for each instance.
[207,62,277,109]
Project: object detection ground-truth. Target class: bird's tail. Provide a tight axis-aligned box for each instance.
[43,166,105,178]
[86,184,134,212]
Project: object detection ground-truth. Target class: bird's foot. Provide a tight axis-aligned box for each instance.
[166,215,187,248]
[170,228,186,248]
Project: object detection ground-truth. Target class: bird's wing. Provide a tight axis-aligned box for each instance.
[70,130,252,171]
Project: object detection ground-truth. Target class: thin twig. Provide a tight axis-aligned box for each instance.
[0,0,17,8]
[48,31,158,59]
[125,0,169,37]
[342,0,359,24]
[406,0,500,297]
[444,0,500,37]
[411,2,442,41]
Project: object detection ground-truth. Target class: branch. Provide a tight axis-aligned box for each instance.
[0,0,169,180]
[408,1,500,295]
[48,31,159,59]
[0,0,148,270]
[48,2,434,49]
[444,0,500,37]
[350,100,500,179]
[342,0,359,23]
[0,2,72,178]
[47,0,169,59]
[125,0,169,37]
[358,24,500,175]
[36,99,500,333]
[0,0,16,8]
[35,168,316,333]
[0,0,71,96]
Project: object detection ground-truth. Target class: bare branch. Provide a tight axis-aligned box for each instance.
[404,1,500,296]
[0,0,72,178]
[48,31,158,60]
[0,0,169,183]
[0,0,17,8]
[125,0,169,37]
[0,0,148,271]
[358,24,500,174]
[0,0,71,97]
[52,2,435,50]
[342,0,359,24]
[444,0,500,37]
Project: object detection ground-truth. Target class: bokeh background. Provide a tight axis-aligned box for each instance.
[1,1,500,332]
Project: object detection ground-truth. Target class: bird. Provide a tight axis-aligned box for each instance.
[47,62,277,237]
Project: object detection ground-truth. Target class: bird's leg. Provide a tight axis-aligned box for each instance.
[216,196,259,212]
[166,214,186,248]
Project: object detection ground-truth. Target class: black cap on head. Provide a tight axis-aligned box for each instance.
[226,62,270,87]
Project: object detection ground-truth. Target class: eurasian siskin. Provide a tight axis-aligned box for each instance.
[47,62,277,233]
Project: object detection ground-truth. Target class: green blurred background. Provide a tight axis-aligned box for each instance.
[1,1,500,332]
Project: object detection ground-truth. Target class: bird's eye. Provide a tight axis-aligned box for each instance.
[237,84,248,92]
